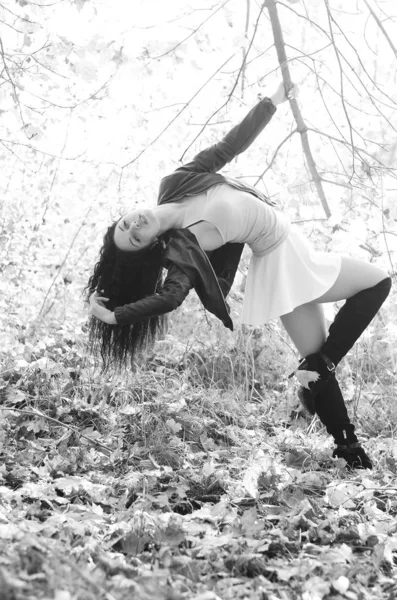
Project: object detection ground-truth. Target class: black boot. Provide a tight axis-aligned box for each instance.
[315,376,372,469]
[333,443,373,469]
[321,277,391,366]
[315,375,357,443]
[291,277,391,410]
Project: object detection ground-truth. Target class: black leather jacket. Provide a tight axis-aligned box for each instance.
[114,97,277,330]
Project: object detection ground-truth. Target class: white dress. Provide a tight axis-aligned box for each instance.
[180,184,341,325]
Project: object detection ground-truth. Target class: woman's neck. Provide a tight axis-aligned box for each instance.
[155,202,187,235]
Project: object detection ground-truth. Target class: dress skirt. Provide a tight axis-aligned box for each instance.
[241,228,342,326]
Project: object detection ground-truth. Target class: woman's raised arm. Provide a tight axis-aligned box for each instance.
[178,82,297,174]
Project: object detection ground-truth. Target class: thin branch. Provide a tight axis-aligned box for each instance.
[127,6,220,30]
[0,407,113,454]
[277,1,332,41]
[120,52,237,173]
[0,18,24,34]
[265,0,332,217]
[291,55,377,117]
[319,169,378,192]
[307,127,391,168]
[1,138,85,161]
[143,102,185,114]
[41,109,73,225]
[0,2,27,18]
[0,36,26,129]
[254,128,297,184]
[319,177,351,189]
[363,0,397,60]
[145,0,231,63]
[21,73,114,110]
[292,218,328,224]
[282,0,397,115]
[326,3,397,108]
[0,139,37,172]
[337,50,397,124]
[380,182,395,275]
[14,40,52,58]
[324,0,356,179]
[252,42,331,88]
[241,0,251,97]
[224,45,273,75]
[284,43,350,171]
[284,42,332,69]
[29,54,69,79]
[37,202,95,319]
[179,1,266,162]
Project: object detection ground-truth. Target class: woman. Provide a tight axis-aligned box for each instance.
[87,82,391,470]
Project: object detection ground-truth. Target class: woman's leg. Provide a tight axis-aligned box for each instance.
[281,302,360,455]
[309,256,388,304]
[281,255,391,364]
[280,303,327,357]
[311,257,391,367]
[281,256,388,346]
[280,256,390,469]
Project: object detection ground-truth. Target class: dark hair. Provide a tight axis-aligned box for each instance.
[86,222,165,370]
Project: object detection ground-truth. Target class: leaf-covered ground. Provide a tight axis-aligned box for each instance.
[1,321,397,600]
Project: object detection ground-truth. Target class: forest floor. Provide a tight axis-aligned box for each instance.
[1,323,397,600]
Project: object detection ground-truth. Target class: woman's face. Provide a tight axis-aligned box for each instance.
[113,208,160,252]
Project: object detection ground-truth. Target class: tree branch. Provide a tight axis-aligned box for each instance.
[145,0,231,63]
[323,0,356,180]
[224,45,273,76]
[120,52,237,174]
[0,36,26,130]
[363,0,397,60]
[179,0,265,163]
[265,0,332,217]
[325,5,397,108]
[254,127,297,184]
[284,43,350,166]
[278,1,332,40]
[37,201,96,319]
[241,0,251,97]
[0,139,36,172]
[0,407,113,455]
[307,127,396,176]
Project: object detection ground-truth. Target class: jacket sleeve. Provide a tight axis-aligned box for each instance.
[113,264,193,325]
[180,97,276,174]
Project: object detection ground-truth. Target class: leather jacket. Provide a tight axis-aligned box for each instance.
[114,97,277,330]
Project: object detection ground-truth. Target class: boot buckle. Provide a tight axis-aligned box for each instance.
[320,352,335,372]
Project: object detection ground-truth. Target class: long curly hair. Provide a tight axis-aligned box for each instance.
[86,222,165,370]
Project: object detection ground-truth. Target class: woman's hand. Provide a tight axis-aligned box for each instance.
[89,293,117,325]
[270,82,299,106]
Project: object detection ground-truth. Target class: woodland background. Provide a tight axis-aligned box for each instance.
[1,1,397,599]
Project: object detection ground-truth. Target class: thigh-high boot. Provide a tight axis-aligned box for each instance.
[293,277,391,412]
